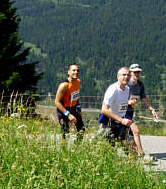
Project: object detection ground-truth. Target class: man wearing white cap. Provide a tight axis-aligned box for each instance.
[127,63,158,120]
[126,63,158,155]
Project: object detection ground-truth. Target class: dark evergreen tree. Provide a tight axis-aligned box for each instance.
[0,0,42,94]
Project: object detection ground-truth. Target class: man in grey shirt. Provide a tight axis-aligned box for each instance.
[125,64,158,155]
[126,63,158,120]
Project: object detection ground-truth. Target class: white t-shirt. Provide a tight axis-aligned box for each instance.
[103,82,129,117]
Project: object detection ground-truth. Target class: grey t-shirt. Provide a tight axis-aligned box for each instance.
[128,80,146,100]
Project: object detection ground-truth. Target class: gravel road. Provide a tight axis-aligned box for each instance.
[141,135,166,171]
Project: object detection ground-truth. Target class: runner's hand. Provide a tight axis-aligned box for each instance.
[68,114,77,124]
[128,98,138,105]
[121,118,133,127]
[151,109,158,120]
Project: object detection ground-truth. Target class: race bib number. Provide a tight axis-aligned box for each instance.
[71,90,80,102]
[119,103,128,113]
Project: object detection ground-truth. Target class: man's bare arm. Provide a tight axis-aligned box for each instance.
[142,98,158,119]
[55,83,77,124]
[55,83,67,113]
[101,104,132,126]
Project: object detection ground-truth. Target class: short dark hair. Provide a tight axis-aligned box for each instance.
[68,63,79,70]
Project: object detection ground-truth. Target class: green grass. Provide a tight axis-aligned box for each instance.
[0,116,165,188]
[137,120,166,136]
[83,111,166,136]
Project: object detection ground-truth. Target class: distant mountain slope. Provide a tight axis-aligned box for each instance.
[14,0,166,95]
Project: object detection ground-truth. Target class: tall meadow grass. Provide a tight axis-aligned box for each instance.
[0,116,165,188]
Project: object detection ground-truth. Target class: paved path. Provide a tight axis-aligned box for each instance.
[141,136,166,171]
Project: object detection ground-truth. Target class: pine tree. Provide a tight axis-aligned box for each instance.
[0,0,42,94]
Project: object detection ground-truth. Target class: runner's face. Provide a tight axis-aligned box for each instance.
[118,69,130,86]
[68,65,80,79]
[131,71,141,81]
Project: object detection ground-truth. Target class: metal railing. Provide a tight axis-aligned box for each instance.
[0,93,165,123]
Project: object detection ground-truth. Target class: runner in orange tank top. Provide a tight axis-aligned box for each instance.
[62,78,80,107]
[55,63,85,139]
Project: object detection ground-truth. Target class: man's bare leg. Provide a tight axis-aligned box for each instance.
[130,123,144,154]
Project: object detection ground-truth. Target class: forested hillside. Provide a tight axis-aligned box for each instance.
[14,0,166,96]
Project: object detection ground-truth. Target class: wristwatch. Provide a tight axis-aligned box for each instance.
[64,110,70,117]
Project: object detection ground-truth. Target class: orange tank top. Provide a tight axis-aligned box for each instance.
[63,79,80,107]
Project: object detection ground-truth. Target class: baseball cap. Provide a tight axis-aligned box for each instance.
[129,64,142,72]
